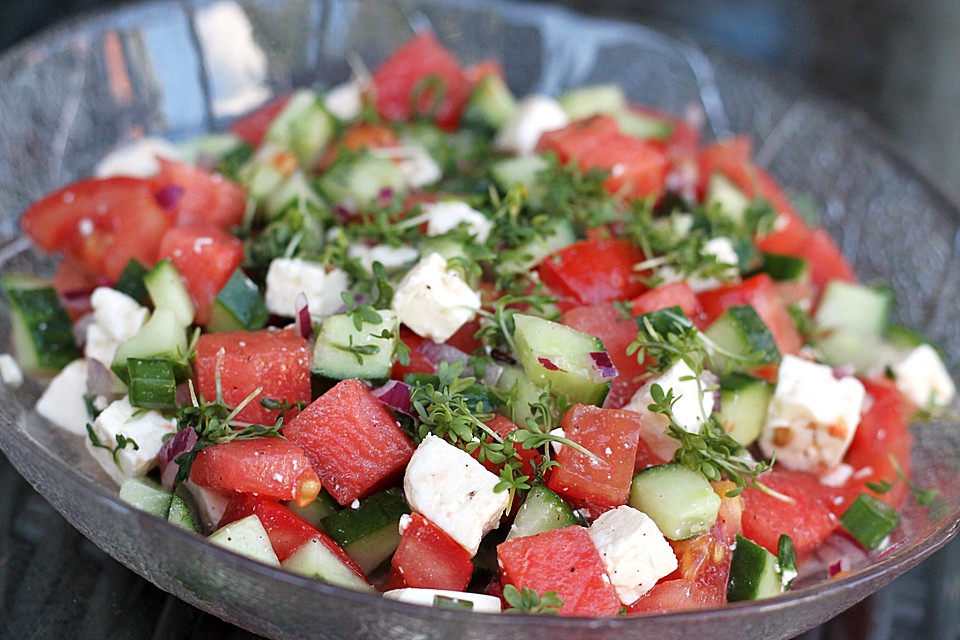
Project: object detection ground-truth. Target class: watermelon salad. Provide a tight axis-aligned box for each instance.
[3,32,956,616]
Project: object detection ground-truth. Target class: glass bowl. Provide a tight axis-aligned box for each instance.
[0,1,959,639]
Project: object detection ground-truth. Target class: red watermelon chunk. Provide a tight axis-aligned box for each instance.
[391,513,473,591]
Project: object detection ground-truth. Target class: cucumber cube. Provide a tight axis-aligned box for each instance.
[716,373,774,446]
[265,89,335,168]
[114,259,150,304]
[705,304,780,374]
[127,357,177,410]
[465,72,518,130]
[168,489,200,532]
[285,489,340,529]
[111,307,190,383]
[629,463,721,541]
[208,269,269,333]
[814,281,893,338]
[507,484,578,540]
[614,110,673,141]
[322,489,410,574]
[208,514,280,567]
[760,253,810,284]
[496,364,548,430]
[119,476,173,518]
[727,534,785,602]
[1,275,80,374]
[319,155,406,208]
[705,172,751,225]
[144,259,195,327]
[497,218,576,276]
[281,538,373,591]
[840,493,900,550]
[312,310,400,381]
[558,84,626,119]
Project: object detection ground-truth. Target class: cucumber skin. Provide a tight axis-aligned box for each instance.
[705,304,780,374]
[1,277,81,373]
[716,374,773,446]
[727,534,784,602]
[507,484,578,540]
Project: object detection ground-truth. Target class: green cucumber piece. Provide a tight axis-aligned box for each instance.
[208,269,269,333]
[127,357,177,410]
[629,463,721,541]
[716,373,774,446]
[265,170,326,220]
[114,259,150,304]
[319,154,406,208]
[281,538,373,591]
[111,307,190,383]
[759,253,810,284]
[406,373,494,413]
[322,489,410,574]
[489,154,549,204]
[119,476,173,518]
[497,217,576,276]
[208,514,280,566]
[168,487,200,532]
[814,329,899,375]
[705,172,751,225]
[705,304,780,374]
[265,89,335,168]
[285,489,340,528]
[465,72,517,130]
[727,534,785,602]
[506,484,578,540]
[496,364,548,430]
[814,281,893,338]
[144,259,195,327]
[512,313,610,406]
[840,493,900,550]
[176,132,244,165]
[558,84,626,119]
[312,310,400,381]
[886,324,924,351]
[1,274,80,374]
[614,109,674,141]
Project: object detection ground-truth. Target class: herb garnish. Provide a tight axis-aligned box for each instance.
[866,454,939,507]
[502,584,564,615]
[86,424,139,472]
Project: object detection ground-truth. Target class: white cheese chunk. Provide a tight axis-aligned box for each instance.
[383,588,502,613]
[588,505,678,605]
[35,359,91,436]
[0,353,23,387]
[403,434,508,556]
[759,355,865,472]
[264,258,349,318]
[182,480,232,533]
[84,396,177,485]
[891,344,956,409]
[84,287,150,366]
[623,359,714,460]
[391,253,481,343]
[347,243,419,273]
[397,144,443,188]
[494,95,569,156]
[424,200,492,243]
[93,137,180,178]
[324,79,364,121]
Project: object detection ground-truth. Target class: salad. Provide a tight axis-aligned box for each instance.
[3,31,955,617]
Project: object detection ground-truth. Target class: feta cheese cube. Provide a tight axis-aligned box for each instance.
[391,253,481,343]
[0,353,23,387]
[622,359,714,460]
[347,243,419,273]
[403,434,509,556]
[93,137,180,178]
[84,396,177,485]
[891,344,956,409]
[424,200,492,243]
[758,355,865,472]
[84,287,150,366]
[588,505,678,605]
[324,79,363,120]
[495,95,569,156]
[397,144,442,188]
[265,258,349,318]
[35,359,91,436]
[383,588,502,613]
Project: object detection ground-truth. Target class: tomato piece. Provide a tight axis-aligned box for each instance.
[668,481,742,606]
[464,59,504,85]
[219,494,364,580]
[391,327,438,379]
[478,415,541,480]
[190,438,321,507]
[741,469,841,560]
[283,379,415,506]
[230,93,292,148]
[371,33,471,130]
[538,116,668,200]
[157,224,244,325]
[630,281,702,318]
[391,513,473,591]
[497,525,621,617]
[697,274,803,356]
[634,437,668,473]
[546,405,642,517]
[626,578,709,614]
[156,158,247,230]
[195,327,312,425]
[21,176,173,281]
[538,238,647,305]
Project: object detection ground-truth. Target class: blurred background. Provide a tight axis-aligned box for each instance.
[1,1,958,639]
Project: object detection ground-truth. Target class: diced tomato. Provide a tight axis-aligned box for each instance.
[157,224,244,325]
[630,281,702,318]
[634,437,668,473]
[626,578,710,615]
[546,405,642,516]
[190,438,321,507]
[230,93,292,148]
[21,176,173,281]
[845,378,913,508]
[445,319,483,354]
[283,379,415,506]
[537,115,669,200]
[156,158,247,230]
[391,327,438,379]
[562,302,645,409]
[52,254,103,321]
[741,469,841,560]
[194,327,312,425]
[697,274,803,357]
[219,494,365,580]
[538,238,647,305]
[497,525,621,617]
[464,59,504,85]
[667,481,742,606]
[371,33,471,130]
[478,415,541,480]
[391,513,473,591]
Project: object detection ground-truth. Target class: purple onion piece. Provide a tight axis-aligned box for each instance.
[86,358,116,397]
[158,428,199,490]
[538,357,562,372]
[377,187,395,206]
[588,351,617,380]
[371,380,413,416]
[155,184,185,211]
[294,293,313,341]
[832,364,856,379]
[828,559,845,578]
[419,341,470,368]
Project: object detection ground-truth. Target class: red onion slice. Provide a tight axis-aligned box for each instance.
[538,357,562,372]
[158,428,199,490]
[372,380,413,416]
[828,559,846,578]
[589,352,617,380]
[294,293,312,341]
[155,184,185,210]
[419,341,470,368]
[377,187,395,206]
